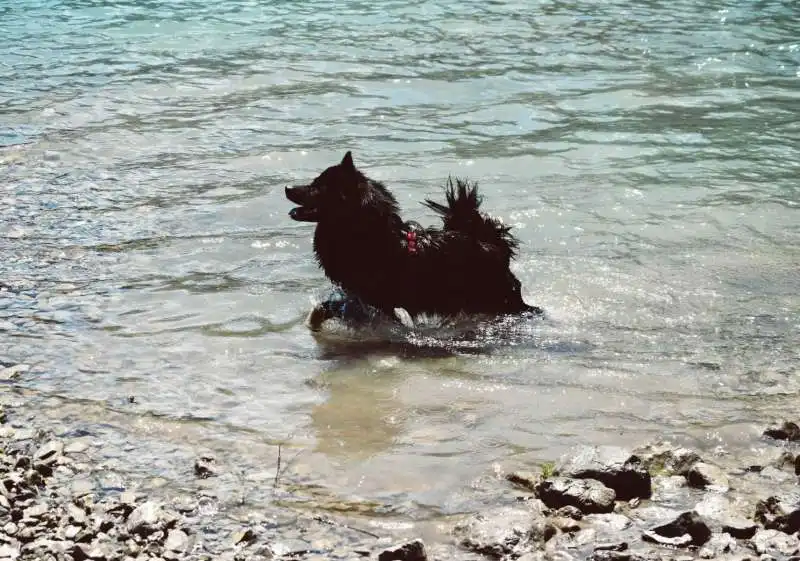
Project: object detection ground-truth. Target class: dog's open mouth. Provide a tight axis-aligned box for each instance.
[285,186,320,222]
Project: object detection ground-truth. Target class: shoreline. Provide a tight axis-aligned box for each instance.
[1,379,799,561]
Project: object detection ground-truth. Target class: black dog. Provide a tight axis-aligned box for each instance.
[286,152,541,328]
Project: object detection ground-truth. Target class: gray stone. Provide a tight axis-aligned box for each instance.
[378,539,427,561]
[559,446,651,500]
[636,443,702,476]
[0,365,29,381]
[686,462,729,490]
[750,529,800,556]
[22,503,48,519]
[70,479,94,497]
[164,529,189,552]
[67,503,87,525]
[454,506,552,558]
[694,493,758,539]
[0,544,19,560]
[33,440,63,465]
[698,533,739,559]
[126,501,162,537]
[536,477,616,514]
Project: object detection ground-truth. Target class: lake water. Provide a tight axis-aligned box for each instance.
[1,0,798,538]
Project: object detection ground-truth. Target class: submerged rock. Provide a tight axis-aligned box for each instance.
[193,455,218,479]
[535,477,616,514]
[763,421,800,442]
[559,446,651,500]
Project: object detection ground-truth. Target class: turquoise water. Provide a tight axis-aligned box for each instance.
[2,0,798,529]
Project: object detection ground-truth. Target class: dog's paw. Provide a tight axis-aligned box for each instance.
[392,307,415,329]
[306,305,329,331]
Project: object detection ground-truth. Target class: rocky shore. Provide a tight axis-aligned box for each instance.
[1,390,798,561]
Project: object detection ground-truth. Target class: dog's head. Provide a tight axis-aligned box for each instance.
[285,151,367,223]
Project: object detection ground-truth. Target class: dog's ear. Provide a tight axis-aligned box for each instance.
[341,151,355,170]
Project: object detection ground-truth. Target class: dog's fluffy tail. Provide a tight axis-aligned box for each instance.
[423,177,519,258]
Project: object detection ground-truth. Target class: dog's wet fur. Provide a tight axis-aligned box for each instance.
[286,152,541,328]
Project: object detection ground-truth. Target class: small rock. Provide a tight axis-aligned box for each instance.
[536,477,616,514]
[698,533,738,559]
[0,544,19,560]
[754,494,800,535]
[694,493,758,539]
[378,539,427,561]
[763,421,800,442]
[686,462,729,490]
[64,525,81,539]
[454,506,552,558]
[193,456,218,479]
[750,529,800,556]
[554,505,584,520]
[506,471,541,491]
[126,501,162,537]
[63,440,89,455]
[637,443,703,476]
[164,529,189,552]
[71,479,94,497]
[33,440,63,465]
[2,522,17,535]
[67,503,87,525]
[559,446,651,500]
[642,511,712,548]
[0,364,29,381]
[231,527,257,547]
[22,503,48,519]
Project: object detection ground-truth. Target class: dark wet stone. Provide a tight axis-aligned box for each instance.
[535,477,616,514]
[193,456,218,479]
[642,511,711,548]
[378,539,427,561]
[559,446,651,500]
[754,494,800,535]
[594,542,628,552]
[795,455,800,475]
[750,529,800,556]
[454,506,552,558]
[686,462,730,490]
[763,421,800,442]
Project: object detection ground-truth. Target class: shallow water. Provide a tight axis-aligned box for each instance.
[2,0,799,529]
